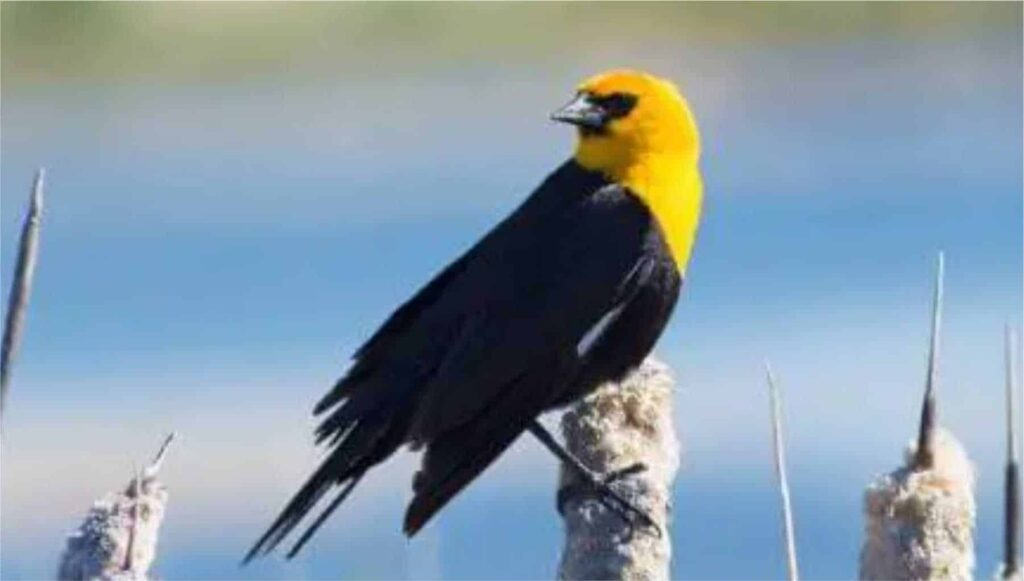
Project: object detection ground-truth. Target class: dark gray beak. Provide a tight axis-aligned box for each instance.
[551,93,605,129]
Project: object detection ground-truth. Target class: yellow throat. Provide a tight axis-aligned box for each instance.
[571,70,703,274]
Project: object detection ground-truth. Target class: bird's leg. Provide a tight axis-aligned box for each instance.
[527,421,661,537]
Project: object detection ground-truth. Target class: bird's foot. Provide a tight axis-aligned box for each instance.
[526,422,660,537]
[557,461,662,538]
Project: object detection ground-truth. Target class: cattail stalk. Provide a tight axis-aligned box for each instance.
[1002,326,1021,580]
[914,251,944,470]
[557,358,680,581]
[859,252,975,580]
[57,433,176,581]
[1,168,45,426]
[765,361,800,581]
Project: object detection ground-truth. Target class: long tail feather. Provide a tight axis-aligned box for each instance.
[286,473,365,559]
[243,422,381,563]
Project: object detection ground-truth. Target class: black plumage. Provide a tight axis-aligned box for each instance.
[245,159,681,561]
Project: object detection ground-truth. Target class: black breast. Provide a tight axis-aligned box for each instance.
[544,180,682,410]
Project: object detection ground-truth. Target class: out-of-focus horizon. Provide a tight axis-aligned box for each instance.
[2,3,1021,579]
[4,3,1016,85]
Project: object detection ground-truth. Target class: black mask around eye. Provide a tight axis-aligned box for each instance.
[551,91,639,135]
[592,92,638,121]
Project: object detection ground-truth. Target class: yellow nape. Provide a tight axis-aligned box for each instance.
[572,69,703,274]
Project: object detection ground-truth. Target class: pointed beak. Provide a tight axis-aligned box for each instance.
[550,93,605,129]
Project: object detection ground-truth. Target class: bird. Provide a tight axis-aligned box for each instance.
[245,68,703,561]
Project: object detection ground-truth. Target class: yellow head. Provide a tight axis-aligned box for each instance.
[552,69,701,179]
[552,70,703,272]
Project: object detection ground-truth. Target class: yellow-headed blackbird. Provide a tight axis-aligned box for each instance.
[246,69,703,560]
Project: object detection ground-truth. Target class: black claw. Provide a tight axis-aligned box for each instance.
[603,462,648,483]
[599,487,661,537]
[557,463,661,537]
[528,423,660,537]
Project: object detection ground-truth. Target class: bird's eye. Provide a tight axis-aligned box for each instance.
[595,92,638,119]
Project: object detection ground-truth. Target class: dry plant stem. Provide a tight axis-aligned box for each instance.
[765,361,800,581]
[859,252,974,580]
[914,251,944,470]
[123,466,142,572]
[144,432,176,479]
[557,358,679,581]
[0,168,44,426]
[57,433,176,581]
[1002,326,1021,580]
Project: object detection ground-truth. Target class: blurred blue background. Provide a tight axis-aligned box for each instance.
[2,3,1021,579]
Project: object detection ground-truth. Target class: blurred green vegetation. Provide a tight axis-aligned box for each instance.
[2,2,1020,88]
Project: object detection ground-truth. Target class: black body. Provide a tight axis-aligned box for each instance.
[247,160,682,559]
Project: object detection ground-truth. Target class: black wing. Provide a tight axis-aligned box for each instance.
[246,161,678,558]
[399,178,677,534]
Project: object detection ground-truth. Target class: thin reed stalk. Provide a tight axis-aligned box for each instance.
[859,253,975,580]
[765,361,799,581]
[1001,326,1021,580]
[1,168,45,426]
